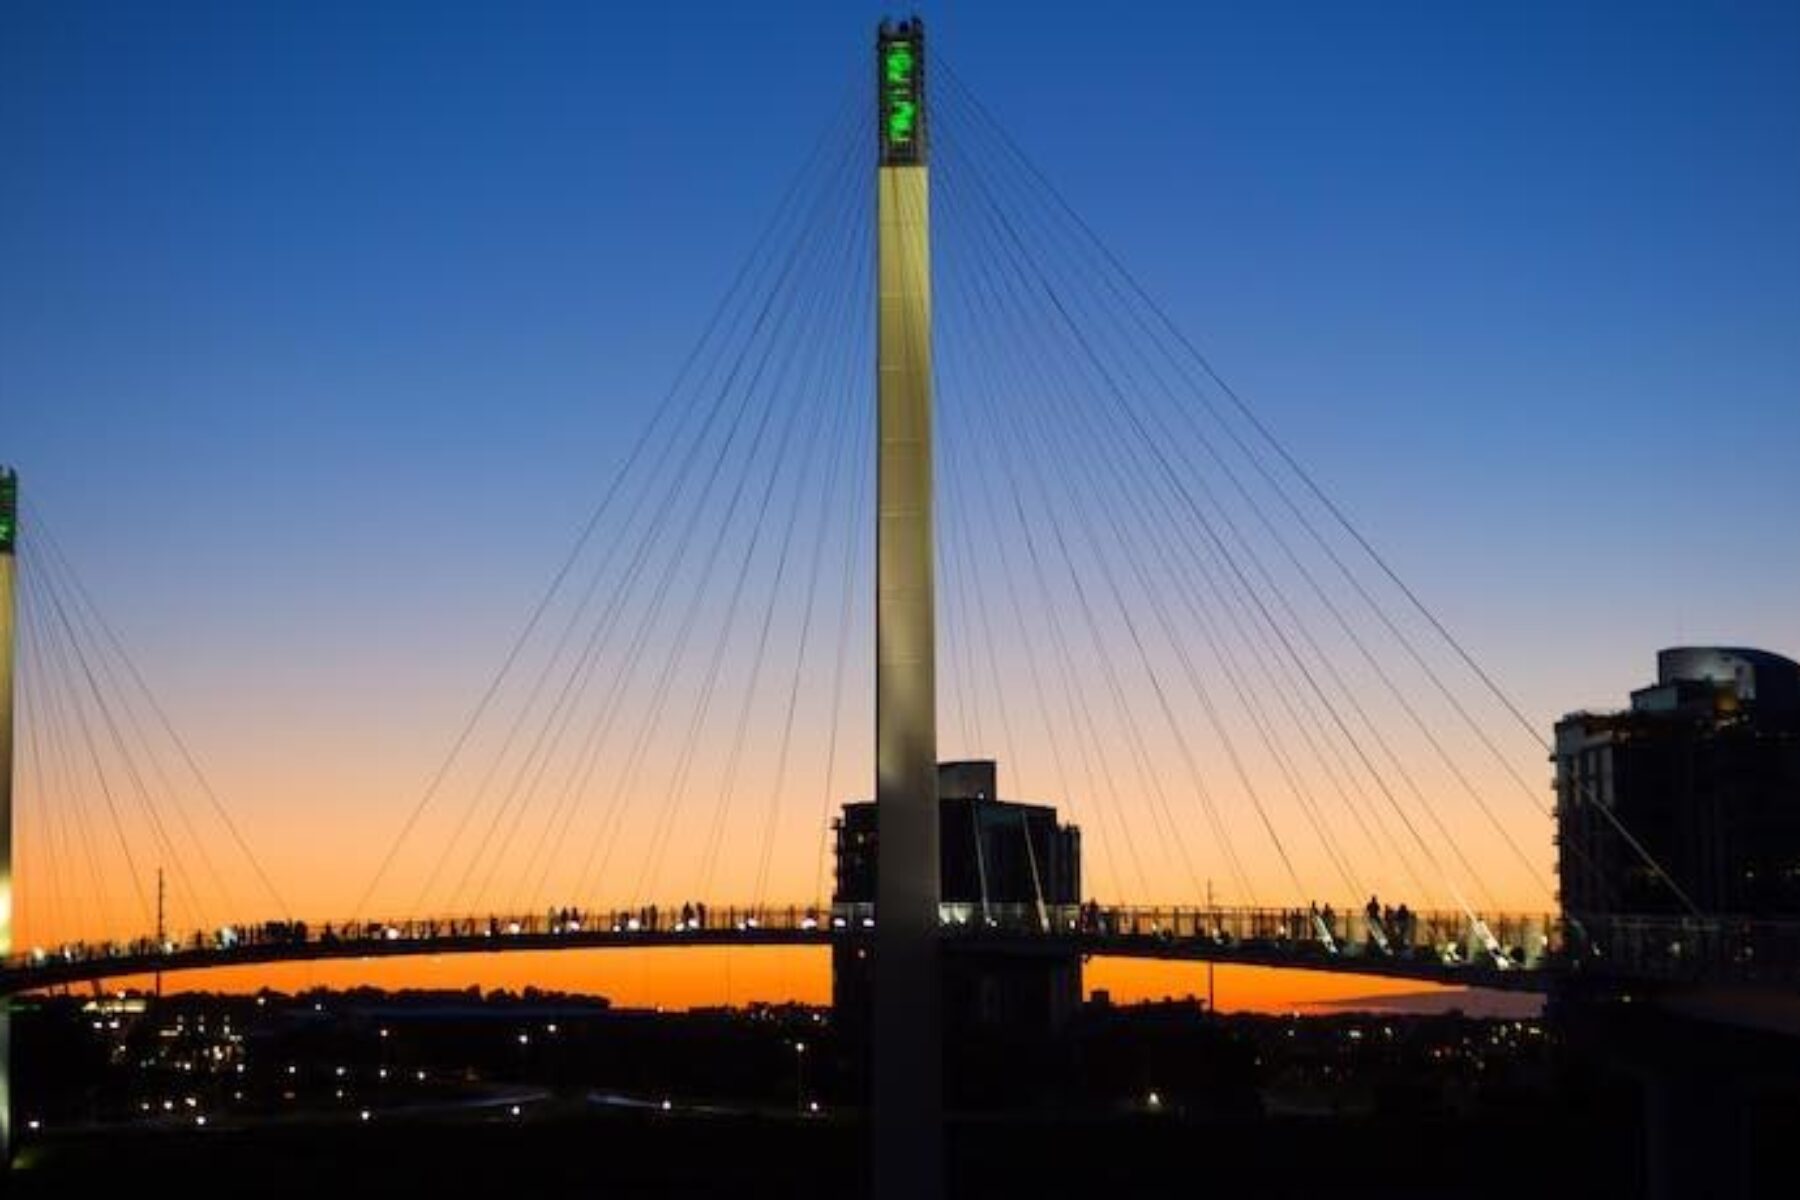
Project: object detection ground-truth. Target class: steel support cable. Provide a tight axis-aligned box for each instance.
[937,86,1448,910]
[27,549,203,928]
[1087,422,1435,905]
[934,148,1147,902]
[426,129,869,920]
[579,147,868,914]
[937,143,1247,906]
[16,565,109,938]
[18,558,156,928]
[29,516,290,920]
[988,186,1539,920]
[940,400,989,756]
[975,221,1428,904]
[1082,250,1614,905]
[459,124,868,918]
[941,394,1007,765]
[939,376,1020,781]
[810,370,874,906]
[948,168,1335,912]
[693,215,865,900]
[939,146,1150,902]
[632,302,828,908]
[13,636,60,943]
[749,199,874,906]
[940,126,1431,909]
[507,157,862,919]
[943,260,1209,899]
[689,154,877,899]
[26,530,252,923]
[938,146,1234,899]
[1023,359,1370,905]
[942,62,1676,920]
[355,87,865,924]
[932,156,1149,902]
[551,136,872,916]
[14,589,74,942]
[948,132,1495,926]
[472,226,857,917]
[745,379,860,905]
[636,161,872,907]
[938,107,1415,892]
[936,123,1351,904]
[974,314,1227,905]
[517,196,860,918]
[938,451,975,751]
[468,127,878,919]
[974,169,1553,909]
[1050,281,1500,926]
[936,317,1122,902]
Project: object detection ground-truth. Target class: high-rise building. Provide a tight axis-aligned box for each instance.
[834,760,1083,1045]
[1554,647,1800,917]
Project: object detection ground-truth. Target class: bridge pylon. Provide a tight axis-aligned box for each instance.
[872,17,942,1200]
[0,466,17,1165]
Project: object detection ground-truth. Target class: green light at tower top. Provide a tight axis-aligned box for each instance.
[0,468,15,555]
[878,19,925,166]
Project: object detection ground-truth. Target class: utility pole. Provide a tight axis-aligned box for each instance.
[155,867,165,1000]
[1207,879,1216,1015]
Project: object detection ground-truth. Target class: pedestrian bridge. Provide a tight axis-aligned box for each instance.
[6,902,1796,998]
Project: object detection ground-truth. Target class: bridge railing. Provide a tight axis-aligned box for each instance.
[5,903,841,972]
[934,902,1559,971]
[933,903,1800,984]
[9,902,1800,987]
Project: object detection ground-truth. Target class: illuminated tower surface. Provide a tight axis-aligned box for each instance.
[0,467,16,1165]
[872,17,942,1200]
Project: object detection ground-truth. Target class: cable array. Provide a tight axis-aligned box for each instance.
[13,60,1697,952]
[13,507,289,950]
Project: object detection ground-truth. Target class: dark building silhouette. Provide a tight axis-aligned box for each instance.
[833,760,1082,1044]
[1555,647,1800,916]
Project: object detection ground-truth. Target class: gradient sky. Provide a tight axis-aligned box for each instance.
[3,2,1797,1009]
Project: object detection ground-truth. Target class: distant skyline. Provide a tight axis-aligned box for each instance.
[4,2,1797,1009]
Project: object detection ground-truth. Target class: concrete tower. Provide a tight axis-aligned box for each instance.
[0,467,16,1165]
[872,18,942,1200]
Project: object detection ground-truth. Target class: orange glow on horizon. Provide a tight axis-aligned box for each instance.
[34,947,1519,1018]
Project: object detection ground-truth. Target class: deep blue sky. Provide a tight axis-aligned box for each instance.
[4,0,1797,782]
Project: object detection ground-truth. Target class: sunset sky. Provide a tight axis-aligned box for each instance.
[4,2,1797,1011]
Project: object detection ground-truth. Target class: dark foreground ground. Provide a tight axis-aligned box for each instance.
[11,1103,1657,1200]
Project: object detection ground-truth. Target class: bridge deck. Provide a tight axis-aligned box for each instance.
[8,904,1795,997]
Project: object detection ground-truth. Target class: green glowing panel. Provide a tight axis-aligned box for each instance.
[885,43,913,85]
[878,27,924,165]
[0,472,13,553]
